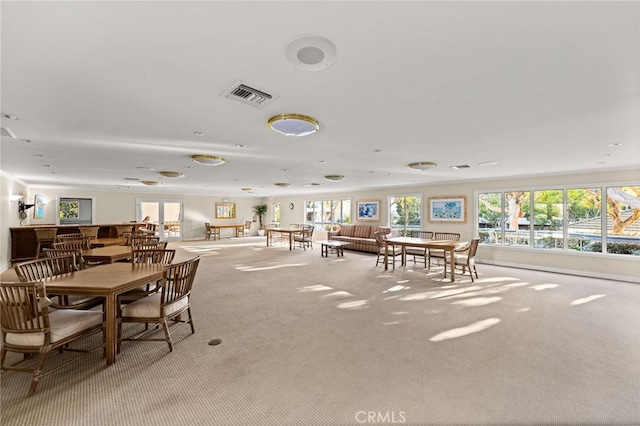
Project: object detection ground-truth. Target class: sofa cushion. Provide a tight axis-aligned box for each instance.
[353,225,372,238]
[340,225,356,237]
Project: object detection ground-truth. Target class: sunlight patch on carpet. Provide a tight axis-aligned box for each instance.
[429,318,501,342]
[570,294,607,305]
[298,285,333,292]
[529,283,559,291]
[336,300,369,310]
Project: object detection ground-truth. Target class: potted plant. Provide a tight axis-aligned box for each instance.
[253,204,268,236]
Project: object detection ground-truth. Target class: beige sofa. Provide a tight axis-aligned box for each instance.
[328,224,391,253]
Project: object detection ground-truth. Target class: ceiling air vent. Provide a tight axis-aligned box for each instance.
[222,82,278,108]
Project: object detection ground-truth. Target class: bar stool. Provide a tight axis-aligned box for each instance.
[34,227,58,258]
[78,226,100,240]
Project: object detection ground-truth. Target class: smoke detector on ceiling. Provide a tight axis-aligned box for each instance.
[285,35,337,71]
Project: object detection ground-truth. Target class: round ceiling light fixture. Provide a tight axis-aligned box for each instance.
[324,175,344,182]
[274,182,290,188]
[241,187,255,193]
[142,181,161,186]
[284,35,338,71]
[191,155,226,166]
[268,114,319,137]
[407,162,437,171]
[159,171,185,178]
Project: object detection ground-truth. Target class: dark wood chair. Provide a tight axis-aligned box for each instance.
[0,280,104,396]
[294,225,314,250]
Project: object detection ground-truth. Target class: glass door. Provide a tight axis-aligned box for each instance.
[137,199,184,241]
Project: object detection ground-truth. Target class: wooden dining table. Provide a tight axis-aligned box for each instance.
[266,227,302,250]
[210,224,245,240]
[384,237,465,281]
[82,245,133,264]
[45,263,165,365]
[90,237,126,248]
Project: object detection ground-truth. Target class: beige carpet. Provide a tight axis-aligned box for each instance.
[2,238,639,426]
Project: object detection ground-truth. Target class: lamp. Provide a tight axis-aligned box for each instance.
[159,171,185,178]
[324,175,344,182]
[268,114,319,137]
[407,162,437,171]
[192,155,226,166]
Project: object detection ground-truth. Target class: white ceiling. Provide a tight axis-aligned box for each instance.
[1,1,638,198]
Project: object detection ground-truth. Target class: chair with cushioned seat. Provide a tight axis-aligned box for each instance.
[0,280,105,396]
[118,257,200,353]
[428,232,461,269]
[375,231,403,269]
[444,238,480,282]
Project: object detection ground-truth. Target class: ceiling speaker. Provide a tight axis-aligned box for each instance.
[285,35,337,71]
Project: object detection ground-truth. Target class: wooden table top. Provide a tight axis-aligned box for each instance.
[45,263,165,294]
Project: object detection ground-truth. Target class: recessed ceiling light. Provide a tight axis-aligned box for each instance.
[324,175,344,182]
[241,187,255,193]
[478,161,499,166]
[451,164,471,170]
[142,181,161,186]
[602,154,613,157]
[235,144,245,148]
[192,155,226,166]
[2,114,20,120]
[21,139,31,143]
[268,114,319,137]
[607,142,622,147]
[407,162,437,171]
[193,131,204,136]
[596,162,606,165]
[274,182,290,188]
[281,169,289,172]
[373,149,382,153]
[319,160,326,164]
[304,183,321,186]
[159,171,186,178]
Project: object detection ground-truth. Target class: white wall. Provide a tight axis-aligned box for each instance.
[2,169,638,282]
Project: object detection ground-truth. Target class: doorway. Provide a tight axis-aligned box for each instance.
[137,199,184,241]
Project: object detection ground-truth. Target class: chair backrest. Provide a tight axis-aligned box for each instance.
[0,280,51,343]
[434,232,461,241]
[56,233,85,243]
[409,230,433,239]
[78,226,100,239]
[467,238,480,258]
[34,227,58,241]
[134,241,168,250]
[115,225,134,237]
[15,255,79,282]
[130,237,160,248]
[161,257,200,306]
[43,248,85,270]
[374,231,387,247]
[204,222,211,230]
[53,238,91,251]
[245,221,252,229]
[131,249,176,265]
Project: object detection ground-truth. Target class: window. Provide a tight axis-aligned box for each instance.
[476,184,640,256]
[272,202,280,224]
[389,195,421,236]
[59,200,79,219]
[58,197,93,224]
[304,198,351,230]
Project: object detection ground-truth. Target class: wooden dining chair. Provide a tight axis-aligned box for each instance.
[53,238,92,251]
[55,233,86,243]
[444,238,480,282]
[374,231,402,269]
[34,227,58,258]
[118,257,200,353]
[43,248,86,270]
[294,225,314,250]
[405,231,434,267]
[14,256,103,310]
[243,220,252,237]
[428,232,461,269]
[0,280,105,396]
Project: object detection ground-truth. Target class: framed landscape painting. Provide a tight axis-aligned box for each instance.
[429,196,466,223]
[357,200,380,221]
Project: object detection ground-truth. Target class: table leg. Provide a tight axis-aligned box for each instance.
[448,248,455,282]
[384,242,389,270]
[289,233,293,250]
[104,293,117,365]
[266,230,271,247]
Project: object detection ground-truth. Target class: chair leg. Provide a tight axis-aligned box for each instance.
[187,307,195,334]
[28,353,48,396]
[161,318,174,352]
[35,242,42,258]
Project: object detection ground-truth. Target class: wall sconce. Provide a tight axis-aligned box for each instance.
[10,194,23,202]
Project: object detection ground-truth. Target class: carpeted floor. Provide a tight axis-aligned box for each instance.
[2,237,639,426]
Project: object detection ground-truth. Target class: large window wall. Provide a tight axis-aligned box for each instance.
[388,195,422,236]
[304,198,351,230]
[477,185,640,256]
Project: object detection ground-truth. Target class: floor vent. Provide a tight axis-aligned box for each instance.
[223,82,278,108]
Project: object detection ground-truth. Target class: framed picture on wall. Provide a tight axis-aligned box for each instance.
[33,194,45,219]
[356,200,380,221]
[428,196,466,223]
[215,202,236,219]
